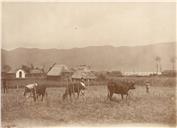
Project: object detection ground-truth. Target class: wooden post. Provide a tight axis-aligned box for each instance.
[16,84,19,104]
[87,79,89,87]
[67,76,69,100]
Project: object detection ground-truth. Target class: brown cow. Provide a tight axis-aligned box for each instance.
[107,80,135,100]
[36,84,47,101]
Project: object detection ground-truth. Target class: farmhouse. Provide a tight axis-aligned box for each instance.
[47,64,72,80]
[1,69,16,79]
[162,70,176,76]
[72,65,96,81]
[28,69,46,78]
[2,67,46,79]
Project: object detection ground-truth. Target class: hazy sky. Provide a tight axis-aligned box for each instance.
[2,2,176,50]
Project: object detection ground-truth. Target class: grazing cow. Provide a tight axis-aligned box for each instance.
[36,84,47,101]
[107,80,135,100]
[24,83,47,102]
[24,83,38,101]
[62,81,86,100]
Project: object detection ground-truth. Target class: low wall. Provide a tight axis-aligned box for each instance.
[3,76,176,89]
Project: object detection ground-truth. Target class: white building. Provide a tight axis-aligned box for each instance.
[123,71,161,76]
[16,69,26,78]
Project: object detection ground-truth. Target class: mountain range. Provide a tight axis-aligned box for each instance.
[1,42,176,72]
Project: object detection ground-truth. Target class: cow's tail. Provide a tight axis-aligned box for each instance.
[107,85,110,100]
[24,87,27,96]
[45,91,48,99]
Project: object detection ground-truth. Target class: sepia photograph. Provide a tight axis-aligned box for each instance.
[1,1,176,128]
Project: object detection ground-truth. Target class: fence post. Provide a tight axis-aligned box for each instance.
[16,84,19,104]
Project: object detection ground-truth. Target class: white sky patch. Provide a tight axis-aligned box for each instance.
[2,2,176,50]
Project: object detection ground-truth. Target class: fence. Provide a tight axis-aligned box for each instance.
[3,76,176,89]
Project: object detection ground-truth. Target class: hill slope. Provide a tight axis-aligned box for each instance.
[1,42,175,72]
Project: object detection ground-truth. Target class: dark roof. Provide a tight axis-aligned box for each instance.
[47,64,71,76]
[7,68,23,73]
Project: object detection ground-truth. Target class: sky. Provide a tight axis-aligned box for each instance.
[2,2,176,50]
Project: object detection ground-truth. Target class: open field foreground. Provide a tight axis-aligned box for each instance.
[1,85,176,127]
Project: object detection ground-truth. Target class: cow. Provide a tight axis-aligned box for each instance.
[24,83,38,101]
[107,80,135,101]
[24,83,47,102]
[62,81,86,100]
[35,84,47,101]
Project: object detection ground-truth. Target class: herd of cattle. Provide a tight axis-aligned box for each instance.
[23,79,138,102]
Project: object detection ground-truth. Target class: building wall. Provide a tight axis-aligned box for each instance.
[16,69,26,78]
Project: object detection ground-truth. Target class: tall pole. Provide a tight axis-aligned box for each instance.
[156,63,158,74]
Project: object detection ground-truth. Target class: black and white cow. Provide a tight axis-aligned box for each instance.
[24,83,38,101]
[24,83,47,102]
[62,81,86,100]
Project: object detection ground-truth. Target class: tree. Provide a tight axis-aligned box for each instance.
[30,64,34,69]
[170,57,176,71]
[97,73,106,81]
[21,65,30,73]
[2,65,11,73]
[155,56,161,74]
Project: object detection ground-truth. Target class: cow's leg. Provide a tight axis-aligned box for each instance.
[41,94,44,101]
[62,93,67,100]
[69,91,72,101]
[36,93,39,101]
[45,92,48,101]
[32,90,36,102]
[24,88,27,96]
[77,85,80,99]
[107,91,110,100]
[109,92,113,100]
[121,94,124,100]
[126,93,128,100]
[147,88,149,93]
[62,89,68,101]
[77,90,80,99]
[72,85,75,98]
[5,87,7,93]
[42,92,46,102]
[4,87,6,93]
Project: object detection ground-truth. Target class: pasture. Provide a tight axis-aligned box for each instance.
[1,79,176,127]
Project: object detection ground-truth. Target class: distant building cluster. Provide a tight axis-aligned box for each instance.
[123,71,162,76]
[2,64,97,81]
[2,63,176,81]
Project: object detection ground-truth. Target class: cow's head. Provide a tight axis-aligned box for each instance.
[128,81,135,89]
[34,82,38,86]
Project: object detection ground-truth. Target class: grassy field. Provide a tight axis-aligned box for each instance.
[1,81,176,127]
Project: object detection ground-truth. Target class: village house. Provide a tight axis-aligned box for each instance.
[72,65,97,81]
[2,67,46,79]
[1,70,16,79]
[27,69,46,78]
[47,64,72,80]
